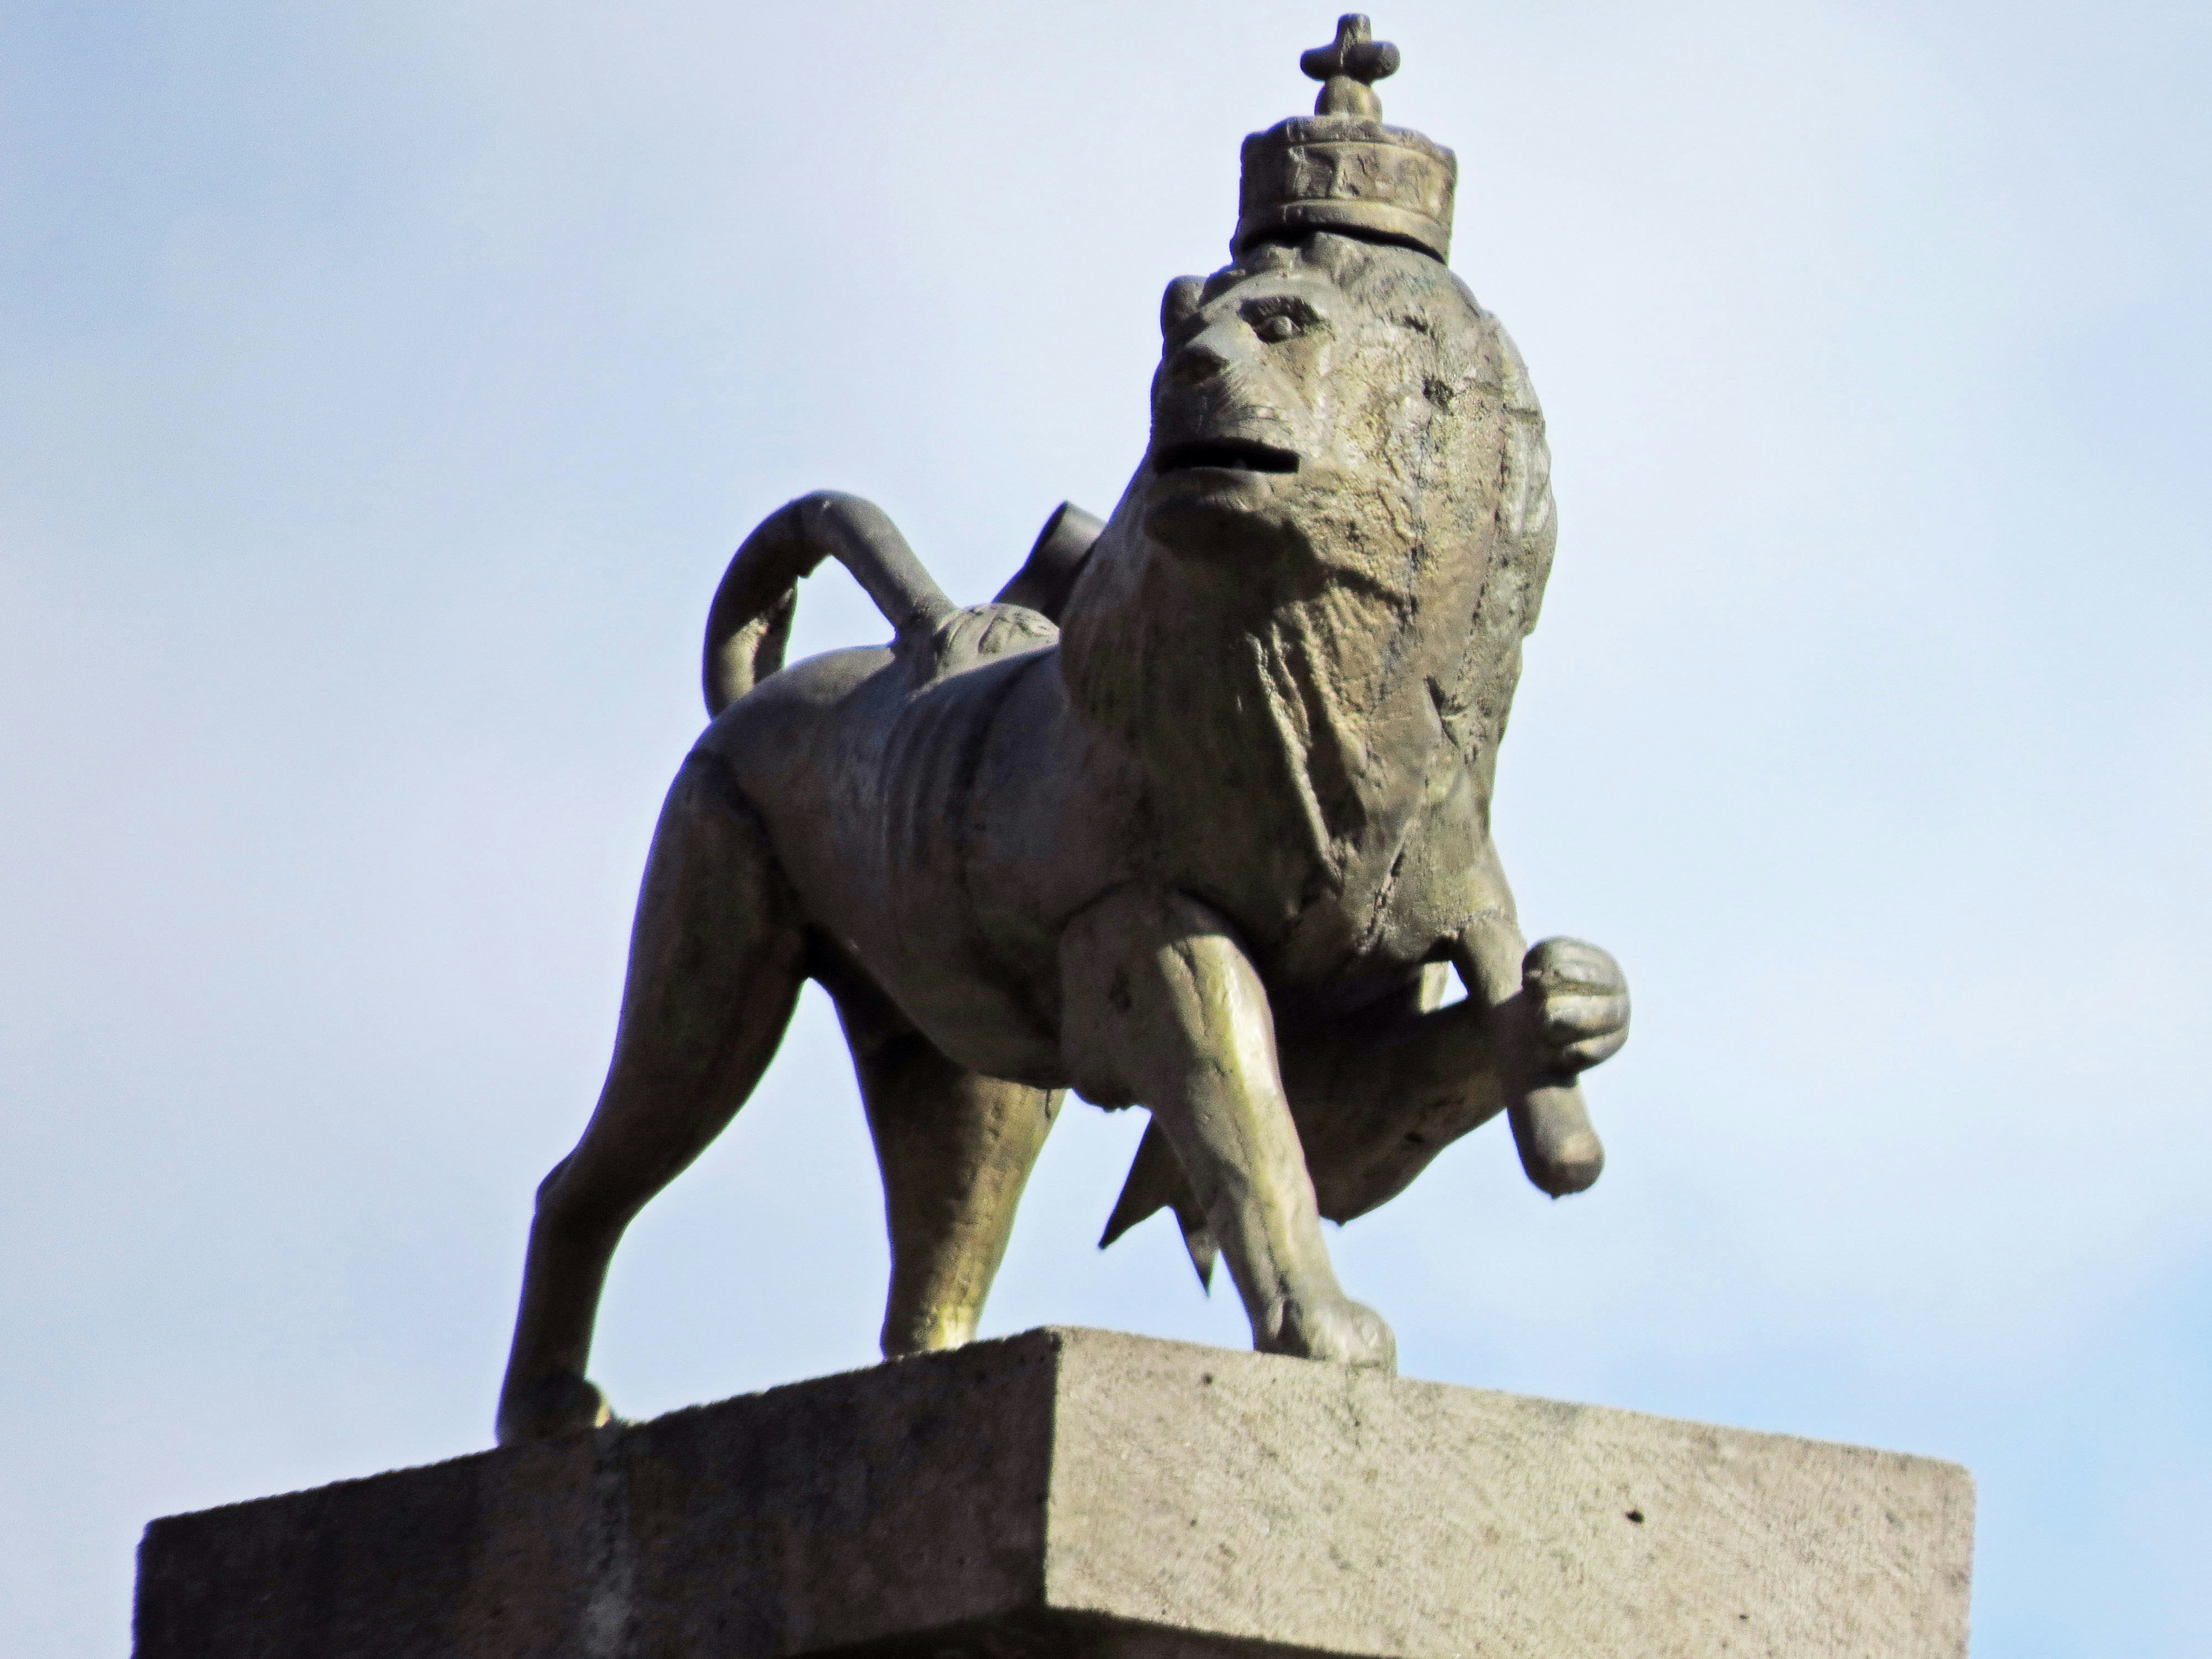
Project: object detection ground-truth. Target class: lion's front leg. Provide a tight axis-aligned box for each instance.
[1454,914,1630,1196]
[1060,886,1395,1372]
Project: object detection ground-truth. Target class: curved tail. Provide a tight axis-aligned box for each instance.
[702,492,955,717]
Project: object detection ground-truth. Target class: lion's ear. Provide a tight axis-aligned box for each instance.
[1160,275,1204,338]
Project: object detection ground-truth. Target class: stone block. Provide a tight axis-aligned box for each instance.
[135,1326,1974,1657]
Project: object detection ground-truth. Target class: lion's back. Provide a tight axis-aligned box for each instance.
[696,629,1102,1085]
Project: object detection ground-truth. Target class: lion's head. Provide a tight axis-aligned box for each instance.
[1144,233,1512,575]
[1065,232,1557,800]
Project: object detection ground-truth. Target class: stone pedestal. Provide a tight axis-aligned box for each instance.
[135,1326,1973,1657]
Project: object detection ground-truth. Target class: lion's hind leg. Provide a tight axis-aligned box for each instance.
[496,751,807,1444]
[820,961,1060,1358]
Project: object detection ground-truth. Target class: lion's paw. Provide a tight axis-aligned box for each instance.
[496,1372,615,1446]
[1522,937,1630,1073]
[1258,1294,1398,1374]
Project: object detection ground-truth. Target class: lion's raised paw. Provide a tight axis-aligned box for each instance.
[1523,937,1630,1073]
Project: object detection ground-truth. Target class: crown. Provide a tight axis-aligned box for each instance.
[1233,14,1457,263]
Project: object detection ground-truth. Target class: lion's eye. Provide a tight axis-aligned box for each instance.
[1254,313,1301,343]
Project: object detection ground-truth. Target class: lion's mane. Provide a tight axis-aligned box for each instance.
[1059,233,1558,926]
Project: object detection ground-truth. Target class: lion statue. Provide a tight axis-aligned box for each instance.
[497,21,1628,1444]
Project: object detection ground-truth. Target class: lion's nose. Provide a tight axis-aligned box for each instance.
[1169,322,1254,387]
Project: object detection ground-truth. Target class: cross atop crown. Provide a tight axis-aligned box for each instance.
[1299,14,1402,118]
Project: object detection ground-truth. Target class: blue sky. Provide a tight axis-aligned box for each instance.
[2,2,2206,1652]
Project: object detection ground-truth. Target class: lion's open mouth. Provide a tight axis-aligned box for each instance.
[1155,438,1301,475]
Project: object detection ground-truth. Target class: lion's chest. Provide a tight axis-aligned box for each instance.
[1138,669,1487,986]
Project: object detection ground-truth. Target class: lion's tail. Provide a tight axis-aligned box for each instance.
[702,492,955,717]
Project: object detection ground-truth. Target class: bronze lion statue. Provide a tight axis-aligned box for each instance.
[498,19,1627,1443]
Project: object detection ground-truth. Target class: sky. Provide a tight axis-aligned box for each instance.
[2,1,2206,1652]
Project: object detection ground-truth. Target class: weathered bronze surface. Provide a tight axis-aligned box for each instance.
[497,16,1630,1444]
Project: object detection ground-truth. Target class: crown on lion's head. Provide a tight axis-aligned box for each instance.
[1235,14,1457,263]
